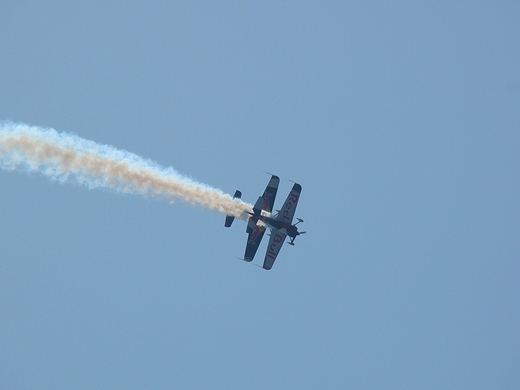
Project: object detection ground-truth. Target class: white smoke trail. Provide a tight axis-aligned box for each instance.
[0,121,251,219]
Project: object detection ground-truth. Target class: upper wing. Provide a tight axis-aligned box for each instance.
[244,223,266,262]
[277,183,302,225]
[242,176,280,263]
[263,231,287,270]
[261,175,279,213]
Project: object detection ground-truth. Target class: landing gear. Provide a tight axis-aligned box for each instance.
[287,218,306,246]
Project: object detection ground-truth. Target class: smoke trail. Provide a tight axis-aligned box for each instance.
[0,121,251,219]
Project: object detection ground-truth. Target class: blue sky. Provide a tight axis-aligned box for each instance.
[1,1,519,388]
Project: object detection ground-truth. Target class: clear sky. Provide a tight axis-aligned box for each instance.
[1,1,519,389]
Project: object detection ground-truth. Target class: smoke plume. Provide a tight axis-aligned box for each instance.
[0,122,251,219]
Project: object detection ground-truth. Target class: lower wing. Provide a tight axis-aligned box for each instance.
[263,231,287,270]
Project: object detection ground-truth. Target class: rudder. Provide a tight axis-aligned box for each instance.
[224,190,242,227]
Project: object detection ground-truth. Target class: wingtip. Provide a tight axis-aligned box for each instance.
[265,172,280,180]
[287,180,302,192]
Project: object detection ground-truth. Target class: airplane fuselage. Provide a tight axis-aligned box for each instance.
[252,215,301,239]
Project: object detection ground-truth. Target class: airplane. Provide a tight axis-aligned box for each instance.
[224,175,305,270]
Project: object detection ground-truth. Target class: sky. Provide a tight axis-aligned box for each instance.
[1,1,519,389]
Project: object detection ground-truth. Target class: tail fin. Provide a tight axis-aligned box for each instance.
[224,190,242,227]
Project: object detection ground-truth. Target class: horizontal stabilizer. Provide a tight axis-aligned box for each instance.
[224,190,242,227]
